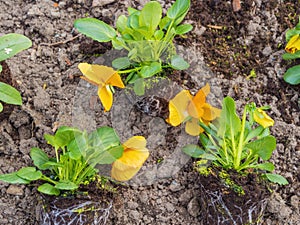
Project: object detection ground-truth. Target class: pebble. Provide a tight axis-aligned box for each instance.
[290,195,299,210]
[92,0,116,7]
[6,185,24,196]
[187,197,201,217]
[169,180,182,192]
[127,201,139,210]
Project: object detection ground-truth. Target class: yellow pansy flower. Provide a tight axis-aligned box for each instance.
[166,84,221,136]
[253,108,274,128]
[285,34,300,54]
[111,136,149,181]
[78,63,125,111]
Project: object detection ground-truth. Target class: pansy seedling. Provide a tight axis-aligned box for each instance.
[78,63,125,111]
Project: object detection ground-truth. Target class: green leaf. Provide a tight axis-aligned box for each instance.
[116,15,128,33]
[45,126,82,149]
[0,82,22,105]
[0,172,30,184]
[55,180,78,190]
[128,13,140,30]
[175,24,193,35]
[89,145,124,165]
[139,1,162,35]
[182,144,205,158]
[0,33,32,62]
[217,96,241,137]
[159,16,171,30]
[283,65,300,85]
[16,167,42,181]
[282,52,300,60]
[245,135,276,160]
[265,173,289,185]
[38,183,60,196]
[30,147,49,170]
[140,62,162,78]
[88,126,121,150]
[128,7,138,15]
[171,55,190,70]
[167,0,190,20]
[255,162,275,172]
[0,102,3,112]
[244,126,264,143]
[154,30,164,40]
[134,78,145,96]
[74,18,116,42]
[112,57,131,70]
[0,64,2,73]
[68,132,88,160]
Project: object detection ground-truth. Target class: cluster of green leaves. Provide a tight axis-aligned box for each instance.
[74,0,192,95]
[183,96,288,185]
[0,33,32,112]
[282,17,300,85]
[0,126,124,196]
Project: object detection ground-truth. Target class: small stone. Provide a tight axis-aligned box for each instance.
[127,201,139,210]
[169,181,182,192]
[179,190,193,204]
[138,191,148,204]
[165,202,175,212]
[262,46,272,56]
[290,195,299,210]
[129,210,140,220]
[92,0,116,7]
[187,197,201,217]
[6,185,24,196]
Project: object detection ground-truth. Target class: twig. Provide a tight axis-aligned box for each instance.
[207,25,224,30]
[39,34,82,47]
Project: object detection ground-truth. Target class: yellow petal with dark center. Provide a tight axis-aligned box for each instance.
[98,85,113,112]
[187,83,210,118]
[166,90,193,126]
[202,103,221,121]
[253,108,274,128]
[185,118,204,136]
[285,34,300,54]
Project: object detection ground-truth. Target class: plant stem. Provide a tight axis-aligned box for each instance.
[41,175,57,185]
[234,108,247,170]
[118,67,142,74]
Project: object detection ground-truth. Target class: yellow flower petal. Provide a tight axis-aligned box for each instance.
[98,85,113,112]
[166,90,193,126]
[285,34,300,54]
[187,83,210,118]
[111,136,149,181]
[253,108,274,128]
[78,63,123,88]
[201,103,221,121]
[107,72,125,88]
[123,136,147,150]
[185,118,204,136]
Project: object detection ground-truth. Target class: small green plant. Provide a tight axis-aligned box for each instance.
[183,96,288,186]
[282,16,300,85]
[74,0,192,95]
[0,33,32,112]
[0,126,149,195]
